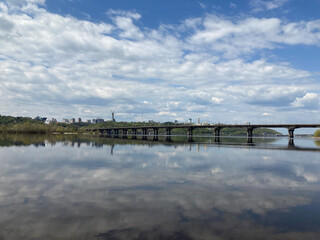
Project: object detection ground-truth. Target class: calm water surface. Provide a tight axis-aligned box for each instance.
[0,134,320,240]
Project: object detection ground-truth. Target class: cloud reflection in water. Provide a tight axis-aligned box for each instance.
[0,135,320,239]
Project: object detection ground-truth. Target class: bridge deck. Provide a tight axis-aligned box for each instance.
[89,123,320,139]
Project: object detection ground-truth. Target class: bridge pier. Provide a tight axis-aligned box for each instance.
[131,129,137,136]
[165,128,172,136]
[122,129,128,138]
[114,129,119,137]
[153,128,159,136]
[165,136,172,142]
[288,138,295,147]
[131,129,137,139]
[142,128,148,136]
[288,128,295,138]
[187,127,194,137]
[187,127,194,142]
[214,127,221,137]
[247,127,254,138]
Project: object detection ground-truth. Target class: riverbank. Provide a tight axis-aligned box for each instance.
[0,115,282,136]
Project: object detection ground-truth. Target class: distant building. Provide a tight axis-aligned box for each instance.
[78,118,81,123]
[92,118,104,124]
[87,120,92,124]
[34,116,47,122]
[63,118,69,123]
[148,120,155,123]
[112,111,115,122]
[197,117,200,125]
[70,118,75,124]
[46,118,57,124]
[189,118,192,124]
[96,118,104,123]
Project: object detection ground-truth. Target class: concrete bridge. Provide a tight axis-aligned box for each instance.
[91,123,320,139]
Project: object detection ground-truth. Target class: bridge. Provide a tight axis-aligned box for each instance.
[91,123,320,139]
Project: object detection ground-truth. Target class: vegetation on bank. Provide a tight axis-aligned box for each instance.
[0,115,82,133]
[0,115,281,136]
[314,129,320,137]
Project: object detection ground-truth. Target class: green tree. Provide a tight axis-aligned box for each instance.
[314,129,320,137]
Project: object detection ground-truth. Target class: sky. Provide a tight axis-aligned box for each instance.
[0,0,320,124]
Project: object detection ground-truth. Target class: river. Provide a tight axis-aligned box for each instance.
[0,134,320,240]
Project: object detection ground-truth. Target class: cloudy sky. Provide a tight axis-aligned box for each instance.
[0,0,320,123]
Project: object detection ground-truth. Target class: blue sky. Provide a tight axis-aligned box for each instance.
[0,0,320,125]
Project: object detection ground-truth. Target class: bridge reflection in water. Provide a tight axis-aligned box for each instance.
[0,134,319,152]
[96,135,320,153]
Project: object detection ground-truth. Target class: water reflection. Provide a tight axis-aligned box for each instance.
[1,134,320,151]
[0,134,320,239]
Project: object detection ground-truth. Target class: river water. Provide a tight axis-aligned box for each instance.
[0,134,320,240]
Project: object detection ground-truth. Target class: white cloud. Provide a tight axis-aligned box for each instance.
[113,16,144,39]
[188,16,320,58]
[107,9,144,40]
[107,9,141,20]
[211,97,222,104]
[230,2,237,9]
[199,2,206,9]
[157,112,177,117]
[292,93,320,109]
[0,2,8,12]
[211,167,223,174]
[0,1,319,122]
[250,0,290,12]
[241,85,305,107]
[2,0,45,13]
